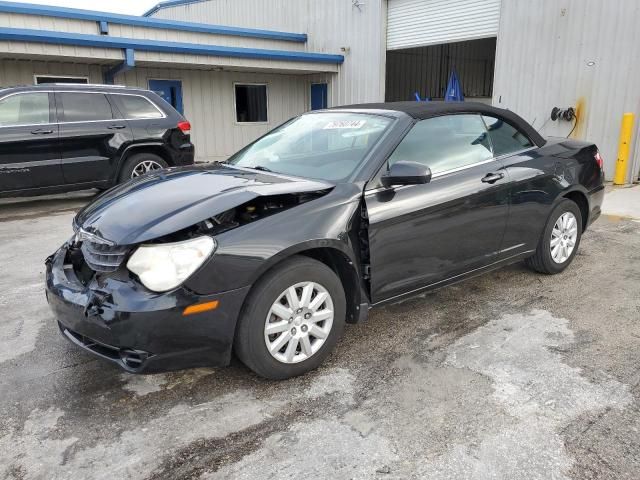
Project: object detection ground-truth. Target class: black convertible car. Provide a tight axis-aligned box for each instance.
[46,102,604,379]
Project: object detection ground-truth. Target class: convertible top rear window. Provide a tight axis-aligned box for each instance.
[228,112,393,181]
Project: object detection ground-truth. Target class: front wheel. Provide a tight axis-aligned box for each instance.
[525,199,582,274]
[234,256,346,380]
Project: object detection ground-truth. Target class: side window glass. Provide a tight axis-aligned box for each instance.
[58,93,113,122]
[111,95,163,119]
[483,115,533,156]
[0,93,49,126]
[388,114,492,175]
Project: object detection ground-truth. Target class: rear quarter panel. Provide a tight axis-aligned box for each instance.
[499,138,603,255]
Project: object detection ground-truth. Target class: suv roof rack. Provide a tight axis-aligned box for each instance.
[40,83,129,87]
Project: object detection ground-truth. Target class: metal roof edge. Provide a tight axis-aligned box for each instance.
[143,0,206,17]
[0,0,307,43]
[0,27,342,64]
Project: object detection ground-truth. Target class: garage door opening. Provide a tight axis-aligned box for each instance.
[385,37,496,103]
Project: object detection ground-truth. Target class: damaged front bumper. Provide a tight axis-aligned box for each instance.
[45,243,250,372]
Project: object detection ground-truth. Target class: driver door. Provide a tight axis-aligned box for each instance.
[364,114,511,303]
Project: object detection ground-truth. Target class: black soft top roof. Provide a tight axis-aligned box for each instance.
[333,101,546,147]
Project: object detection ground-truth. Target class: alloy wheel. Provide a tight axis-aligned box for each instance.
[264,281,334,364]
[550,211,578,264]
[131,160,163,178]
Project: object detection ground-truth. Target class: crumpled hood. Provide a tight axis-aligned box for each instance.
[74,164,333,245]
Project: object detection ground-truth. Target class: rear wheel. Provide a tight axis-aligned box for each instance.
[118,153,168,183]
[525,199,582,274]
[234,256,346,380]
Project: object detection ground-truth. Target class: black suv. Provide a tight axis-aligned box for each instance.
[0,84,194,197]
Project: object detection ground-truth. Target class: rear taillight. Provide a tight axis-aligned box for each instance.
[594,150,604,170]
[177,120,191,135]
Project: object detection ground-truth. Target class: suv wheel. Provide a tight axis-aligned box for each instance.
[119,153,168,182]
[234,256,346,379]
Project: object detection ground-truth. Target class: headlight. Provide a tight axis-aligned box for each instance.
[126,236,216,292]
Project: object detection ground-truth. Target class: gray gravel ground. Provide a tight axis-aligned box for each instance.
[1,191,639,480]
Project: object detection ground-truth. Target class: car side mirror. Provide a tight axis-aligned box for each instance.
[380,161,432,188]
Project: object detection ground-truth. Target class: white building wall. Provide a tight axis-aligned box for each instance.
[493,0,640,181]
[0,59,103,85]
[119,67,309,162]
[0,13,122,62]
[0,12,339,73]
[151,0,388,106]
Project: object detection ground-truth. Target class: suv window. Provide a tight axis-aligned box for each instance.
[388,114,492,175]
[483,115,533,156]
[0,93,49,127]
[110,94,163,119]
[58,93,113,122]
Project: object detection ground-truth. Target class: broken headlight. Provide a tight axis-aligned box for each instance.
[126,236,216,292]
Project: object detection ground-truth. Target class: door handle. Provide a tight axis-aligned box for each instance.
[31,128,54,135]
[107,124,127,130]
[481,172,505,183]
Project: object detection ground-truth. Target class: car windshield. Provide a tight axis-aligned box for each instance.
[227,112,394,181]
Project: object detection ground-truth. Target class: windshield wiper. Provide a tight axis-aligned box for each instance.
[249,165,273,172]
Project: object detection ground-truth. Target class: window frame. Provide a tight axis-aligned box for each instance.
[480,114,535,159]
[56,91,115,123]
[108,93,166,121]
[233,82,269,125]
[366,112,537,192]
[34,74,89,85]
[0,91,53,128]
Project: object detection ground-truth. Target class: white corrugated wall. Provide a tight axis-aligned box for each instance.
[387,0,501,50]
[119,67,309,162]
[0,59,103,85]
[493,0,640,181]
[151,0,387,107]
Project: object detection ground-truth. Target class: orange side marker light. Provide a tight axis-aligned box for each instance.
[183,300,219,316]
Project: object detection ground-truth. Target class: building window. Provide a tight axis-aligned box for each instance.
[34,75,88,85]
[235,84,267,123]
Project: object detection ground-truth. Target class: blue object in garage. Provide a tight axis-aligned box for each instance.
[444,70,464,102]
[310,83,328,110]
[149,79,184,114]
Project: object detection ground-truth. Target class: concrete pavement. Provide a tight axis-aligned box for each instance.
[0,191,639,480]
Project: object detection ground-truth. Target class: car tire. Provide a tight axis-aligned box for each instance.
[118,153,168,183]
[234,256,346,380]
[525,198,583,274]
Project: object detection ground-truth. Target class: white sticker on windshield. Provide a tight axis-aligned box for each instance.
[323,120,366,129]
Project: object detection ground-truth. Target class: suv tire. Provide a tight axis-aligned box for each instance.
[118,153,168,182]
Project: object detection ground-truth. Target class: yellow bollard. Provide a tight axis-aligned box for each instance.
[613,113,635,185]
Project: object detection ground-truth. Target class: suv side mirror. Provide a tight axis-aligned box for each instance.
[380,161,432,188]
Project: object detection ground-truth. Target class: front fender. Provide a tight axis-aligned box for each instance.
[184,185,363,295]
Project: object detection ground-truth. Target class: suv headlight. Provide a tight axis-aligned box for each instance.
[126,236,216,292]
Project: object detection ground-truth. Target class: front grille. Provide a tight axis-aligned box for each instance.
[80,240,130,273]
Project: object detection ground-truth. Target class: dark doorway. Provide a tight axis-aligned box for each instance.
[385,37,496,102]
